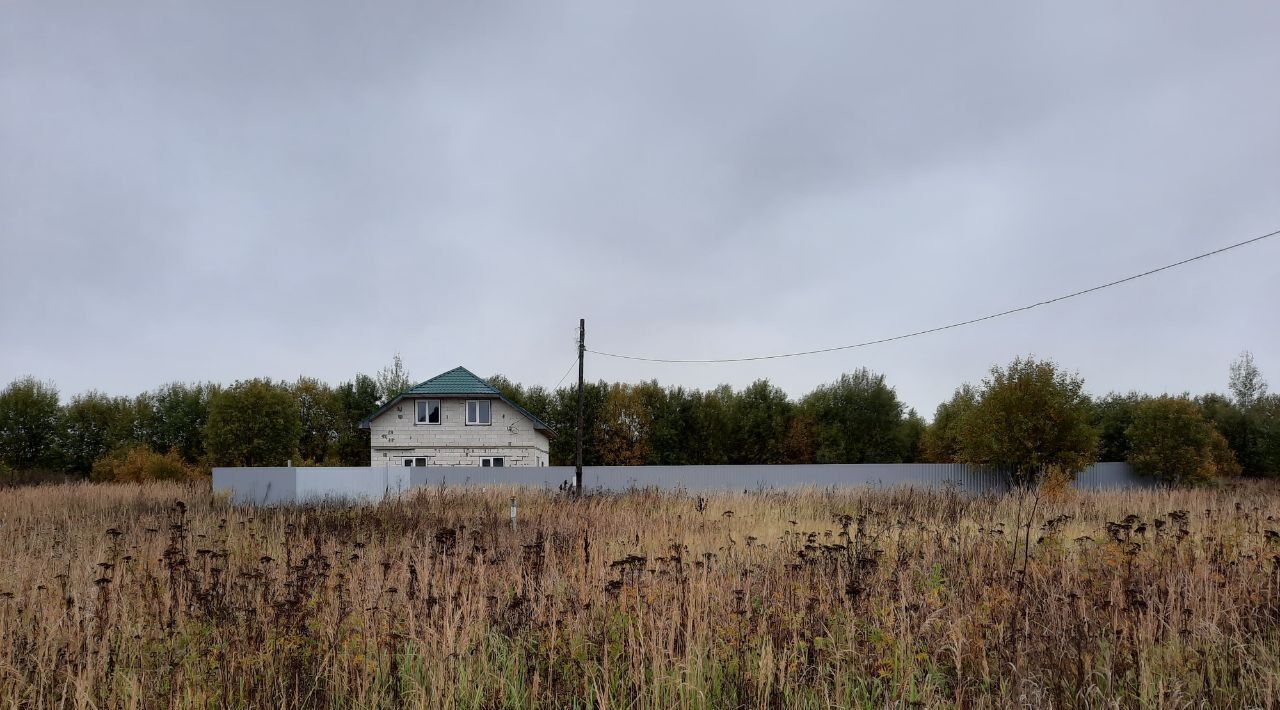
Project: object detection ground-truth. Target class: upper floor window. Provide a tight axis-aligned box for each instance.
[466,399,491,425]
[415,399,441,424]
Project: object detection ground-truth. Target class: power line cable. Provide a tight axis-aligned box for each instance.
[587,226,1280,364]
[553,357,579,389]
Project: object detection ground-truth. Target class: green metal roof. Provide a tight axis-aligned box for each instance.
[404,366,502,396]
[359,366,553,435]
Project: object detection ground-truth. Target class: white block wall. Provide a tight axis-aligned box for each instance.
[368,396,551,467]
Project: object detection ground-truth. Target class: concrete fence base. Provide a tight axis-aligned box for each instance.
[212,462,1153,505]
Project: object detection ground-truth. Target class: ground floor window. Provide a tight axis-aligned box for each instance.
[480,457,504,467]
[403,457,427,467]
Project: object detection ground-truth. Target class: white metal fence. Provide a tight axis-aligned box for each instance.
[212,462,1153,505]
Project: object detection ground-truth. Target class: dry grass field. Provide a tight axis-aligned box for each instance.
[2,481,1280,708]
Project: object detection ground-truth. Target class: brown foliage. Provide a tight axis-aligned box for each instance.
[596,383,651,465]
[782,414,818,463]
[90,445,203,483]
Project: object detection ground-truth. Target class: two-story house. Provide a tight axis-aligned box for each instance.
[359,366,553,467]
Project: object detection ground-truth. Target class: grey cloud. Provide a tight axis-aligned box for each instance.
[1,1,1277,414]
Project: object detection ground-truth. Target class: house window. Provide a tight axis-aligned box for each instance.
[415,399,441,425]
[466,399,491,425]
[403,457,427,467]
[480,457,504,467]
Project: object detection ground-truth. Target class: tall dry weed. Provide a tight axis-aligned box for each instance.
[0,480,1279,707]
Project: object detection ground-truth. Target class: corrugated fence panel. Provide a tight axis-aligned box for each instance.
[574,463,1150,492]
[212,467,296,505]
[295,467,413,501]
[214,462,1154,503]
[1072,462,1159,489]
[573,464,1011,493]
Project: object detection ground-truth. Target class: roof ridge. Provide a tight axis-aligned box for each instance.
[360,365,553,434]
[406,366,499,395]
[417,364,471,383]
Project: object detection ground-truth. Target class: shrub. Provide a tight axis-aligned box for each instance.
[90,445,202,483]
[959,357,1098,484]
[1127,396,1241,484]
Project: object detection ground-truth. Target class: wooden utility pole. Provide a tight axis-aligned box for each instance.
[575,318,585,496]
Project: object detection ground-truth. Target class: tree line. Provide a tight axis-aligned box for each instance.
[494,353,1277,485]
[0,352,1277,485]
[0,355,422,482]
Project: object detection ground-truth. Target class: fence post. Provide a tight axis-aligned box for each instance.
[510,496,517,529]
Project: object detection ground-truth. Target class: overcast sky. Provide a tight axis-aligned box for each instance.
[2,2,1278,416]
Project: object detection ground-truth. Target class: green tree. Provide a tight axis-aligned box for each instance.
[518,384,555,424]
[800,369,906,464]
[546,381,608,466]
[959,357,1097,485]
[1254,395,1280,478]
[644,385,700,466]
[1230,351,1268,410]
[136,383,216,463]
[485,374,526,406]
[1201,352,1276,477]
[292,377,338,464]
[690,385,737,464]
[730,380,793,464]
[1210,391,1280,479]
[375,354,412,405]
[1220,352,1276,477]
[331,374,380,465]
[1091,392,1146,462]
[921,384,977,463]
[0,377,63,470]
[1127,395,1240,484]
[898,409,926,463]
[481,376,557,444]
[61,391,135,474]
[204,379,301,466]
[1199,392,1245,456]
